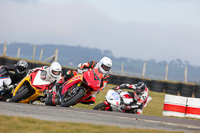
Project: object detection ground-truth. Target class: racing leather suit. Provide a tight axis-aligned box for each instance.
[30,66,63,103]
[31,66,62,84]
[0,65,27,84]
[114,83,149,114]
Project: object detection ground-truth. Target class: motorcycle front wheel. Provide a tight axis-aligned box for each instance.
[9,86,29,102]
[60,89,84,107]
[93,102,112,111]
[45,94,56,106]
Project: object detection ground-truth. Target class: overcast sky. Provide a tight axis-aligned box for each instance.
[0,0,200,66]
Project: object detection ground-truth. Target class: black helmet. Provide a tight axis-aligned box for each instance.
[16,60,28,74]
[135,82,146,94]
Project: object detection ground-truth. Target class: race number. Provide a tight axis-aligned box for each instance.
[112,92,120,100]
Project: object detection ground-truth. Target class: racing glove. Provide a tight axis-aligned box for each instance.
[77,69,84,74]
[113,86,120,90]
[77,63,84,74]
[121,104,131,111]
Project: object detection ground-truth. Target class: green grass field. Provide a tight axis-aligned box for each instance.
[0,115,186,133]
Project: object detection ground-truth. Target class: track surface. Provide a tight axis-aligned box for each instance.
[0,102,200,132]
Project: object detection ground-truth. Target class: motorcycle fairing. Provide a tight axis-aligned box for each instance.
[120,91,134,105]
[61,69,102,95]
[61,74,83,95]
[106,90,121,106]
[0,77,11,88]
[82,69,101,91]
[31,71,50,91]
[102,101,111,111]
[12,71,48,103]
[76,91,92,103]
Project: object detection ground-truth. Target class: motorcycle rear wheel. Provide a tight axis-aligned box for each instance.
[93,102,111,111]
[9,86,29,102]
[60,89,84,107]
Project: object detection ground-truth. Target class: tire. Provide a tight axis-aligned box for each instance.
[194,84,200,98]
[1,93,12,102]
[179,83,194,97]
[93,102,109,111]
[165,82,180,95]
[9,86,29,102]
[110,75,122,85]
[60,89,85,107]
[150,80,165,93]
[45,94,56,106]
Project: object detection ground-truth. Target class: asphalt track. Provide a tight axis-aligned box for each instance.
[0,102,200,132]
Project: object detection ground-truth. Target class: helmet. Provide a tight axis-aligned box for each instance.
[49,62,62,78]
[98,56,112,74]
[135,82,146,95]
[16,60,28,74]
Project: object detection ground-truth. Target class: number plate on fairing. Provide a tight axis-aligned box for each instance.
[112,92,120,100]
[106,89,121,106]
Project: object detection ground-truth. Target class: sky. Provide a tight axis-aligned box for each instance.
[0,0,200,66]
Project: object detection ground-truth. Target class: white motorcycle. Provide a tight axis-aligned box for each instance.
[0,68,12,101]
[93,89,151,113]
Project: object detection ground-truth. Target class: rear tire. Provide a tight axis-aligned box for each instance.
[93,102,111,111]
[60,89,84,107]
[9,86,29,102]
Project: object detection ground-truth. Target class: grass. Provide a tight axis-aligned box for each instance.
[0,115,186,133]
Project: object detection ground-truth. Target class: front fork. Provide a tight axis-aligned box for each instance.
[51,85,62,105]
[104,100,111,111]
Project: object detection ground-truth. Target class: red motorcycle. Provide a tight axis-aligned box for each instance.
[46,68,103,107]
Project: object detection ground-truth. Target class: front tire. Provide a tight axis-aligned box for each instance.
[9,86,29,102]
[45,94,56,106]
[60,89,84,107]
[93,102,111,111]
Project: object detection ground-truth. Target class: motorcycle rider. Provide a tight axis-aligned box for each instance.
[0,60,29,89]
[30,62,63,102]
[30,61,62,84]
[63,56,112,105]
[113,82,149,114]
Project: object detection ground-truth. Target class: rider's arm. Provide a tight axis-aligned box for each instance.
[64,70,77,81]
[122,89,149,111]
[137,87,149,105]
[30,66,48,73]
[1,65,15,71]
[113,83,136,90]
[99,74,109,92]
[77,61,97,70]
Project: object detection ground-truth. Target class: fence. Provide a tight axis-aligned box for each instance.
[2,41,58,63]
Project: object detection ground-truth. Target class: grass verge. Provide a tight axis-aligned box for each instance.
[0,115,185,133]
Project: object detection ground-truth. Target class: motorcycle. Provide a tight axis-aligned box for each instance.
[0,68,13,101]
[9,70,52,103]
[45,68,103,107]
[93,89,152,113]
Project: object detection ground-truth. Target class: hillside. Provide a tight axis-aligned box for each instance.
[1,42,200,82]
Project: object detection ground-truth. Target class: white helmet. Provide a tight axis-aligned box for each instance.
[98,56,112,74]
[49,62,62,78]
